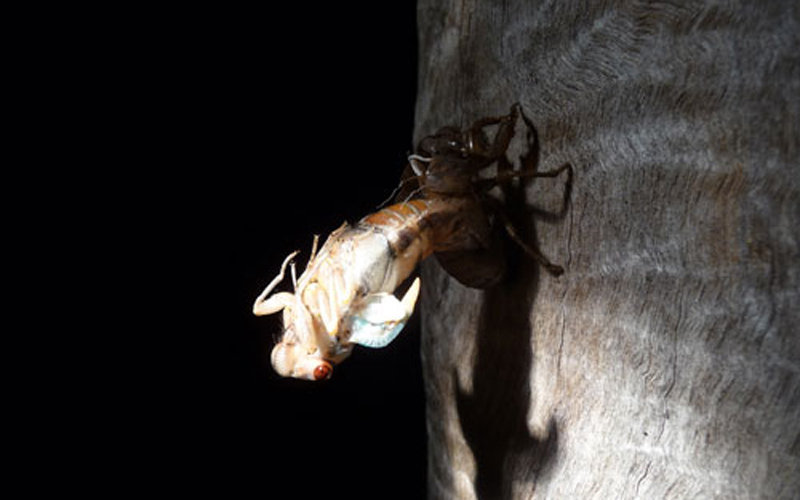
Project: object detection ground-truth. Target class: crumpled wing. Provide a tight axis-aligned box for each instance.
[348,278,421,348]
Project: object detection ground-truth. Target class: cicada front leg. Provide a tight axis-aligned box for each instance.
[253,250,300,315]
[464,103,520,162]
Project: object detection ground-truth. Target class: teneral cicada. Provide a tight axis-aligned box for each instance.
[254,104,570,380]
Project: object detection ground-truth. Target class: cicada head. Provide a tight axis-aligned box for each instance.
[269,298,346,381]
[270,340,334,381]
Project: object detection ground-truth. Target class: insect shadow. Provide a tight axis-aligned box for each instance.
[454,110,570,498]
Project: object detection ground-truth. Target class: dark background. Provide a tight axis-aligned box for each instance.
[143,4,427,497]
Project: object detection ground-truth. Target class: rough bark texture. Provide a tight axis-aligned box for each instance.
[415,1,799,498]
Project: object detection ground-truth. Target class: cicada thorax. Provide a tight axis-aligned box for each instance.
[293,229,364,340]
[288,218,416,353]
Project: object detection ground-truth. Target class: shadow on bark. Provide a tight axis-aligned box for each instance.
[455,115,567,498]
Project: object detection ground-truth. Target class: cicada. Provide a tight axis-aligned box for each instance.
[254,104,570,380]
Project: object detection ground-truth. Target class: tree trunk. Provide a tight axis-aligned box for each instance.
[415,1,799,498]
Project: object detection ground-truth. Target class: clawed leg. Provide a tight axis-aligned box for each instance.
[477,162,573,193]
[470,107,570,277]
[500,216,564,276]
[466,103,521,162]
[485,196,566,277]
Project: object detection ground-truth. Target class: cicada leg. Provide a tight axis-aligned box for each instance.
[465,103,521,161]
[476,162,573,195]
[253,250,300,315]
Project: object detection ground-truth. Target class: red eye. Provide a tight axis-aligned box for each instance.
[313,362,332,381]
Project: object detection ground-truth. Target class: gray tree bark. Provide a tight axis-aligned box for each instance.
[414,1,799,498]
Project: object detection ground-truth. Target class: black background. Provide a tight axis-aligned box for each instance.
[140,4,427,497]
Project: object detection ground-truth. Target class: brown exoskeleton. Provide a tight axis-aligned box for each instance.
[406,103,570,286]
[254,104,570,380]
